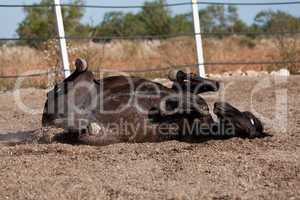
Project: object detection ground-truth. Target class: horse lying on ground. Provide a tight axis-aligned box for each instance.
[42,58,265,146]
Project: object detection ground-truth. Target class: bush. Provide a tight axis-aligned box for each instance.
[239,37,256,48]
[17,0,85,48]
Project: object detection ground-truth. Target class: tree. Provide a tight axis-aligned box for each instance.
[94,0,173,39]
[254,10,300,32]
[122,13,147,36]
[139,0,172,35]
[231,20,248,33]
[171,14,192,34]
[96,12,126,37]
[201,5,226,32]
[95,12,147,37]
[17,0,85,48]
[199,5,246,33]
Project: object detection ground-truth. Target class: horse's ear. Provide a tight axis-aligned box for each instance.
[75,58,88,72]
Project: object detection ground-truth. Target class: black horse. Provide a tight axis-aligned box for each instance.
[42,59,264,145]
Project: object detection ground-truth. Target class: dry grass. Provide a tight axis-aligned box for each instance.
[0,36,299,90]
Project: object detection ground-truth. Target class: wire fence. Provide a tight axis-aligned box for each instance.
[1,1,300,8]
[1,59,300,79]
[0,1,300,80]
[1,31,300,41]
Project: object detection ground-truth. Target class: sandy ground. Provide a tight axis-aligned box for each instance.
[0,76,299,200]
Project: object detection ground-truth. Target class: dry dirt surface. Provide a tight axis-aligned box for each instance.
[0,76,299,200]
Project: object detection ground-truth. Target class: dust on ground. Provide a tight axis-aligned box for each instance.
[0,76,299,200]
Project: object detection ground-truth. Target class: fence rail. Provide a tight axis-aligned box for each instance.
[1,60,299,79]
[1,31,300,41]
[1,1,300,8]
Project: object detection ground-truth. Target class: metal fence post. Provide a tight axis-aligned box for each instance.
[54,0,70,78]
[191,0,206,77]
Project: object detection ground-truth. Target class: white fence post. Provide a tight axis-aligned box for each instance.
[54,0,70,78]
[191,0,206,77]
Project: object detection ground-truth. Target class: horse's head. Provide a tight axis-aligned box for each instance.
[213,102,264,138]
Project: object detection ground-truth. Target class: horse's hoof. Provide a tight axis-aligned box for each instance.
[168,70,186,82]
[75,58,88,72]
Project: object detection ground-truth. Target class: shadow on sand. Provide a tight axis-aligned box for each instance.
[0,129,271,147]
[0,130,36,145]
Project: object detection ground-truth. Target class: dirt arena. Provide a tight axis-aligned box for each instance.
[0,76,299,200]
